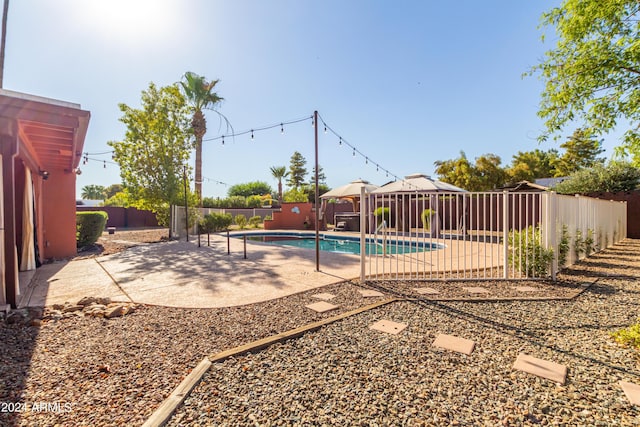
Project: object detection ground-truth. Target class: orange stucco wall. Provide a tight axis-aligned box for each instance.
[264,202,317,230]
[42,170,77,259]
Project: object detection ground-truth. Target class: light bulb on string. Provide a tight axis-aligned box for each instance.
[339,137,342,146]
[280,123,284,134]
[221,135,225,145]
[251,130,254,140]
[376,164,379,172]
[352,148,355,156]
[103,161,106,169]
[324,125,327,134]
[365,157,368,164]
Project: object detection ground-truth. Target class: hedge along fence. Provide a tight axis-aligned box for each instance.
[76,211,108,248]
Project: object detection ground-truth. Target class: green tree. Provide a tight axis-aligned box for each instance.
[507,149,559,183]
[81,185,106,200]
[305,183,330,204]
[102,191,131,207]
[228,181,272,198]
[287,151,308,188]
[283,187,309,203]
[434,151,477,191]
[180,71,225,205]
[555,160,640,194]
[434,151,508,191]
[310,165,326,185]
[270,165,289,204]
[553,128,605,176]
[104,183,123,199]
[108,82,194,226]
[474,154,508,190]
[529,0,640,162]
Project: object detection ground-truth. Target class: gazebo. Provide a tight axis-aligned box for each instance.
[370,173,467,235]
[320,179,379,231]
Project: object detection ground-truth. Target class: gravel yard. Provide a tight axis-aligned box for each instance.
[1,237,640,426]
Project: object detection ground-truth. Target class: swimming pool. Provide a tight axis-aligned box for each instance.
[232,232,440,255]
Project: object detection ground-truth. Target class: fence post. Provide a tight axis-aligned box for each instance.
[502,191,509,279]
[360,186,366,282]
[548,191,557,281]
[243,235,247,259]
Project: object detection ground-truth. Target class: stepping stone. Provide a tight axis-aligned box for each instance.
[513,286,540,292]
[513,353,567,385]
[620,381,640,405]
[358,289,384,298]
[432,334,475,355]
[370,319,407,335]
[305,301,339,313]
[463,286,490,295]
[414,287,440,295]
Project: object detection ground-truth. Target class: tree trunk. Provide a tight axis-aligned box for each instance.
[195,136,202,205]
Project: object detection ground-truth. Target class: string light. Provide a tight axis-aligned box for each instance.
[317,112,404,185]
[197,111,404,188]
[103,161,106,168]
[203,115,312,143]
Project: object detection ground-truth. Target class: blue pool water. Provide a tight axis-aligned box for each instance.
[233,232,437,255]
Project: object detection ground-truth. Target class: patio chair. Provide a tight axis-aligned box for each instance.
[334,221,346,231]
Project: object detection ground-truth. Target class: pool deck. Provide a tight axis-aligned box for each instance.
[17,230,503,309]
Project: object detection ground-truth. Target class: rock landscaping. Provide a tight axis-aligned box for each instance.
[1,240,639,426]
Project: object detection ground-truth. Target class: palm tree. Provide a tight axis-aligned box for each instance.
[81,185,106,200]
[270,166,289,205]
[180,71,224,205]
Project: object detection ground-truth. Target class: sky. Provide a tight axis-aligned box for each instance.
[4,0,627,199]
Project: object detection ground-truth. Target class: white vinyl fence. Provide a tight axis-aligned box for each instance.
[360,191,626,281]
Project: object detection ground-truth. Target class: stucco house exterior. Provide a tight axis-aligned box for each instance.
[1,89,90,308]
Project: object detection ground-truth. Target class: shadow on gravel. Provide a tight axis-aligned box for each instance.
[408,299,640,379]
[359,240,640,381]
[0,314,40,426]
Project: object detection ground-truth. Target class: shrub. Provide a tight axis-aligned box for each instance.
[201,212,232,232]
[246,195,263,208]
[374,207,391,227]
[264,215,272,221]
[574,229,586,259]
[508,225,554,277]
[227,196,248,208]
[421,208,435,231]
[558,224,570,267]
[248,215,262,228]
[76,211,108,248]
[584,229,595,255]
[611,323,640,350]
[234,214,247,229]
